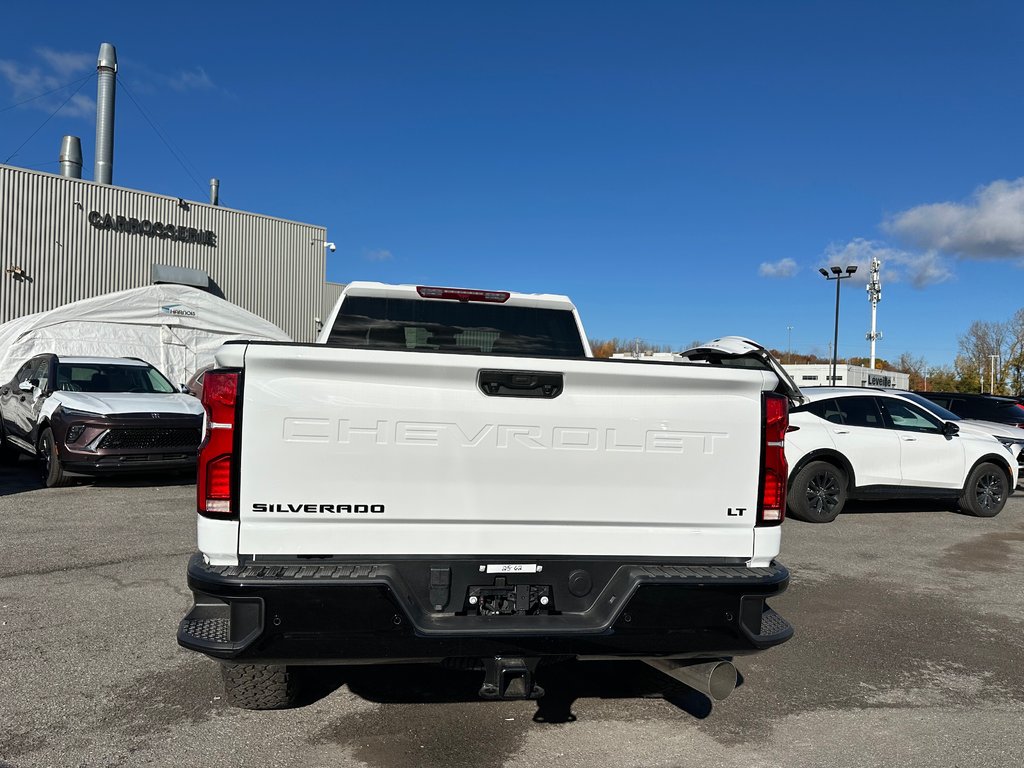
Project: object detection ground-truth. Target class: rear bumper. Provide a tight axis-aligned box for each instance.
[178,554,793,664]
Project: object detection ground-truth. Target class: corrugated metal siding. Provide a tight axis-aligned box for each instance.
[320,281,346,327]
[0,165,326,341]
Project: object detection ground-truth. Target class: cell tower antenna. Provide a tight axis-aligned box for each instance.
[865,257,882,369]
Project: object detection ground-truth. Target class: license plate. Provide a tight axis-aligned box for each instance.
[486,563,539,574]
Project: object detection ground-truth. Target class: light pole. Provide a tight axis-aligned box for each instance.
[819,265,858,386]
[787,325,793,364]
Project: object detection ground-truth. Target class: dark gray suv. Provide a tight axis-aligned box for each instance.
[914,392,1024,430]
[0,354,205,487]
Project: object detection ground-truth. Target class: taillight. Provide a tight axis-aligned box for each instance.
[758,392,789,525]
[416,286,510,303]
[197,370,240,517]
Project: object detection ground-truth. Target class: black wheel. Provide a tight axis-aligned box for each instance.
[959,462,1009,518]
[38,427,74,488]
[788,460,847,523]
[221,663,298,710]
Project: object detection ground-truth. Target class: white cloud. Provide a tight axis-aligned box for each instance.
[166,67,215,92]
[1,49,219,113]
[758,258,798,278]
[363,249,394,262]
[884,178,1024,258]
[0,48,94,122]
[0,60,46,94]
[62,92,97,119]
[121,61,219,95]
[35,48,93,78]
[822,238,953,289]
[888,250,954,288]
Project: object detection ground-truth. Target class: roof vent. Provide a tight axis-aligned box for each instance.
[59,136,83,179]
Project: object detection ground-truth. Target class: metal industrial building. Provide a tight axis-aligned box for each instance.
[785,363,910,390]
[0,165,339,342]
[1,43,339,342]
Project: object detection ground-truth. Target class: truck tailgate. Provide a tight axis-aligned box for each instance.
[234,345,775,559]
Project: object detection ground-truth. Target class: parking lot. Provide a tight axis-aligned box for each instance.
[2,459,1024,768]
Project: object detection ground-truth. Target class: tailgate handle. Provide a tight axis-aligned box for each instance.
[478,370,564,399]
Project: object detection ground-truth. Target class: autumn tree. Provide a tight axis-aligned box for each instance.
[589,339,617,358]
[847,356,893,370]
[923,365,959,392]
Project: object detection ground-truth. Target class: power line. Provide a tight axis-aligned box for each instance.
[3,75,94,164]
[0,74,94,114]
[116,75,207,199]
[17,159,60,170]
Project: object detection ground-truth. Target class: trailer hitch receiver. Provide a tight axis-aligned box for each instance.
[479,656,545,700]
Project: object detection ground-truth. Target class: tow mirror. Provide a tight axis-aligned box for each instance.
[943,421,960,438]
[180,384,191,395]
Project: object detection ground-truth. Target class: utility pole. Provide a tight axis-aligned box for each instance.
[990,354,1000,395]
[787,325,793,364]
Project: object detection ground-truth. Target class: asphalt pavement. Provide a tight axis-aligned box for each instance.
[2,456,1023,768]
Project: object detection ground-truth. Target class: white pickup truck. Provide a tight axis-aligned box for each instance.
[178,282,797,708]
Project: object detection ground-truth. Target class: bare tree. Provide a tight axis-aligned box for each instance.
[957,320,1010,394]
[588,338,676,358]
[895,352,928,390]
[1005,308,1024,395]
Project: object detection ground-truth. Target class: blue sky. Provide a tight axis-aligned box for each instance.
[2,2,1023,366]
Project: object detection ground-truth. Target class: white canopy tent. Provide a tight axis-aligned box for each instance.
[0,285,292,386]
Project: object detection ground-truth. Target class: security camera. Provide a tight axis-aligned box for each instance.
[325,242,337,252]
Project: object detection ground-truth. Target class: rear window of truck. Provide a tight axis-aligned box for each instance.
[326,296,587,357]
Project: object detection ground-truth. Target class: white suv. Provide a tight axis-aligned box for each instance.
[786,387,1018,523]
[883,389,1024,474]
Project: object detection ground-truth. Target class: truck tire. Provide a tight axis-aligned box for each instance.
[221,663,297,710]
[788,461,847,523]
[958,462,1008,518]
[38,427,73,488]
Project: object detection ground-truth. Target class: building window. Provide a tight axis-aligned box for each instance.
[801,375,819,381]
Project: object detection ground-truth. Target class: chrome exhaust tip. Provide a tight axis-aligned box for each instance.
[644,658,738,701]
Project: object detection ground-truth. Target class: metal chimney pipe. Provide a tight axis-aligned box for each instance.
[59,136,83,179]
[210,178,220,206]
[94,43,117,185]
